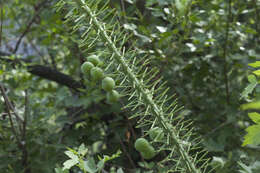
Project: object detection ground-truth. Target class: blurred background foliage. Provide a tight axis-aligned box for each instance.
[0,0,259,172]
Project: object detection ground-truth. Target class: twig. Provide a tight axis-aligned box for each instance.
[253,0,259,44]
[21,90,31,173]
[0,83,23,122]
[203,121,231,138]
[13,14,37,53]
[0,51,11,56]
[27,65,84,91]
[0,84,31,173]
[115,132,136,169]
[28,39,48,64]
[0,5,3,47]
[12,1,48,53]
[0,83,22,148]
[0,56,84,91]
[223,0,232,104]
[120,0,126,23]
[22,90,28,140]
[123,114,137,141]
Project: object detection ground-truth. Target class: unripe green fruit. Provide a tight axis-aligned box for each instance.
[102,77,115,92]
[87,55,101,66]
[135,138,156,160]
[81,62,94,75]
[90,67,104,81]
[135,138,149,152]
[148,127,164,141]
[106,90,120,103]
[140,148,156,160]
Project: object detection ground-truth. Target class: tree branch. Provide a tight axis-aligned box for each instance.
[0,54,84,91]
[13,0,49,53]
[223,0,232,105]
[0,83,22,148]
[27,65,84,91]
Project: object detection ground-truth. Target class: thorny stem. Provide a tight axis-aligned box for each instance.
[74,0,201,172]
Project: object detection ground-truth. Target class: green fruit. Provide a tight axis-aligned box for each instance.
[106,90,120,103]
[135,138,156,160]
[90,67,104,81]
[81,62,94,75]
[87,55,101,66]
[102,77,115,92]
[148,127,164,141]
[140,148,156,160]
[134,138,150,152]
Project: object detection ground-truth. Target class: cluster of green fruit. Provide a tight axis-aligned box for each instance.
[81,55,120,103]
[134,127,164,160]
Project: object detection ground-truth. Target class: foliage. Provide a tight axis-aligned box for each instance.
[241,61,260,146]
[57,143,121,173]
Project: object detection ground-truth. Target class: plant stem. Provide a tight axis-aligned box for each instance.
[74,1,201,172]
[223,0,232,105]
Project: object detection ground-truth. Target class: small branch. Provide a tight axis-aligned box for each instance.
[21,90,31,173]
[203,121,231,138]
[12,0,48,53]
[0,51,11,56]
[253,0,259,44]
[115,132,136,169]
[0,5,3,47]
[0,84,31,173]
[28,39,49,64]
[13,14,37,54]
[22,90,28,141]
[0,56,84,91]
[0,84,23,122]
[0,83,22,148]
[49,53,57,70]
[223,0,232,105]
[120,0,126,22]
[28,65,84,91]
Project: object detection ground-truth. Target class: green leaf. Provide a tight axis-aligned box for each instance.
[210,156,225,169]
[176,0,184,12]
[123,23,137,31]
[175,0,190,15]
[156,26,167,33]
[240,81,257,99]
[117,168,124,173]
[242,124,260,146]
[248,112,260,124]
[125,0,133,4]
[64,151,79,161]
[102,150,121,163]
[62,159,78,170]
[241,101,260,110]
[78,143,88,156]
[238,161,253,173]
[83,158,97,173]
[248,74,257,83]
[253,70,260,76]
[55,167,69,173]
[248,61,260,68]
[96,160,105,170]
